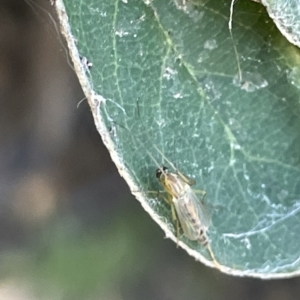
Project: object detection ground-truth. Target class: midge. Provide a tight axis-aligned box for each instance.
[111,120,212,248]
[146,144,210,246]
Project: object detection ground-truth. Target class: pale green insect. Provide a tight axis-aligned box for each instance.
[150,148,221,268]
[155,165,209,246]
[146,145,210,246]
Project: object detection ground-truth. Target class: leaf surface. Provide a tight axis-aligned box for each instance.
[57,0,300,277]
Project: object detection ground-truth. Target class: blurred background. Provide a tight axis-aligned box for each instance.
[0,0,300,299]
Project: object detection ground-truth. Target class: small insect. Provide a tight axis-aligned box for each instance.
[148,146,221,268]
[145,145,210,246]
[156,165,209,246]
[110,122,220,267]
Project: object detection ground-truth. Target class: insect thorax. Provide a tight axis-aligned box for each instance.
[163,173,187,198]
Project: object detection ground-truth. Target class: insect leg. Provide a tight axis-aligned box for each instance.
[155,191,173,207]
[177,171,196,186]
[175,217,180,248]
[145,190,182,246]
[169,202,181,248]
[170,200,177,222]
[193,189,207,198]
[207,244,222,269]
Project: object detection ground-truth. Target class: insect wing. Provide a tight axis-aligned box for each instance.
[174,187,210,240]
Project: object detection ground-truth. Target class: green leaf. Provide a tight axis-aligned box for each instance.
[56,0,300,278]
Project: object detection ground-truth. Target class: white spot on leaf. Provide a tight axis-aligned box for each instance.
[233,72,268,92]
[287,67,300,89]
[204,39,217,50]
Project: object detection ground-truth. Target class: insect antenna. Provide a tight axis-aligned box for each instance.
[136,138,168,177]
[108,116,168,177]
[152,144,178,173]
